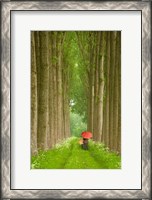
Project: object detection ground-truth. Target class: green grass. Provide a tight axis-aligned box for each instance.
[31,137,121,169]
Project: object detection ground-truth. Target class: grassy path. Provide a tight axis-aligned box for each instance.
[64,141,101,169]
[32,137,121,169]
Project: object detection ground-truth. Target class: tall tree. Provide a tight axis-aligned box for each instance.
[102,31,111,147]
[31,32,38,155]
[108,31,117,150]
[96,32,107,141]
[117,32,121,153]
[37,32,49,150]
[113,32,119,151]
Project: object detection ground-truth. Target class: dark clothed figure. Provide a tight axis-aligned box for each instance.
[82,138,88,150]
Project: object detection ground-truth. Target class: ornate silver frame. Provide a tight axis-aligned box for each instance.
[1,1,151,199]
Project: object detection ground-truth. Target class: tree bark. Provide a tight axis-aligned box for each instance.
[102,32,111,147]
[93,32,100,141]
[48,32,54,147]
[97,32,106,141]
[113,32,119,151]
[109,31,117,150]
[117,32,121,153]
[37,32,49,150]
[88,32,95,133]
[31,32,38,155]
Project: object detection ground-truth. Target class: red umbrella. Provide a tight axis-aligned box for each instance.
[81,131,92,139]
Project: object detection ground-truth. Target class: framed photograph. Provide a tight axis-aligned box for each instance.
[1,0,151,199]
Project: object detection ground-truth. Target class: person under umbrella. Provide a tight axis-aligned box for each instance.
[81,131,92,150]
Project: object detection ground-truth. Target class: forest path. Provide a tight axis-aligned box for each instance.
[32,137,121,169]
[63,139,102,169]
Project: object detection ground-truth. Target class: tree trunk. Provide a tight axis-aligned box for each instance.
[88,32,95,133]
[97,32,106,141]
[37,32,49,150]
[109,31,116,150]
[52,32,58,144]
[117,32,121,153]
[102,32,111,147]
[113,32,119,151]
[31,32,38,155]
[48,32,54,147]
[57,33,63,141]
[93,32,100,141]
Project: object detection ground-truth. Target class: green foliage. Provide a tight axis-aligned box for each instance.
[89,140,121,169]
[63,32,88,122]
[31,137,75,169]
[70,112,87,137]
[31,137,121,169]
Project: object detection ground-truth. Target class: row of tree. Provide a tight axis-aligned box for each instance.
[31,32,70,155]
[76,31,121,153]
[31,31,121,155]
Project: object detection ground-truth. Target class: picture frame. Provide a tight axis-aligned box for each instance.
[1,0,151,199]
